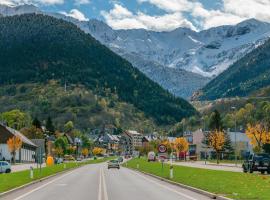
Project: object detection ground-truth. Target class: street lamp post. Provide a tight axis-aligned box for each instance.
[231,106,237,166]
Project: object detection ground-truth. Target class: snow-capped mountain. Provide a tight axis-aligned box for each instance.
[2,4,270,98]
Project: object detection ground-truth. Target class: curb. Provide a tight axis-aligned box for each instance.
[0,164,85,198]
[126,167,232,200]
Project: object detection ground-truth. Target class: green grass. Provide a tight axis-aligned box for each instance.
[0,157,112,193]
[126,158,270,200]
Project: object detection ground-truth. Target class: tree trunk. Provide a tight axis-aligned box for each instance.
[216,151,219,164]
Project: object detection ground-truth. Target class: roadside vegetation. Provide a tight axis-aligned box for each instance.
[126,158,270,200]
[0,157,112,193]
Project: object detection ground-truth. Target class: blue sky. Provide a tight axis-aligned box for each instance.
[2,0,270,31]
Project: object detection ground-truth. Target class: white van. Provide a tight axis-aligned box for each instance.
[148,151,156,162]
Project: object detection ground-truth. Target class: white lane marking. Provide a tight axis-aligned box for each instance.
[13,170,75,200]
[101,168,109,200]
[128,170,199,200]
[98,168,102,200]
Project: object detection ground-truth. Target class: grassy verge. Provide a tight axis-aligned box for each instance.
[0,157,112,193]
[126,158,270,200]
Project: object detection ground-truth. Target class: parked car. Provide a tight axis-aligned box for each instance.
[243,153,270,174]
[55,158,63,164]
[148,151,156,162]
[0,161,11,173]
[108,160,120,169]
[118,157,123,163]
[64,155,75,161]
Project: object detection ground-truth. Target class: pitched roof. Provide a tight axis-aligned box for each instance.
[3,125,37,147]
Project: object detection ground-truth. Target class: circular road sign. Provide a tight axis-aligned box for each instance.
[158,144,167,153]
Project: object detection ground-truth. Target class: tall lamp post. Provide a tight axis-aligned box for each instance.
[231,106,237,166]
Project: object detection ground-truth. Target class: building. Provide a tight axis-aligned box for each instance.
[228,131,253,158]
[0,123,37,163]
[120,130,143,155]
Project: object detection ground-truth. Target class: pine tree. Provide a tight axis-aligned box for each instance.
[209,110,223,131]
[32,117,41,129]
[46,117,55,135]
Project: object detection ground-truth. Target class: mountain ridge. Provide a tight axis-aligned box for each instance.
[1,4,270,99]
[0,13,196,124]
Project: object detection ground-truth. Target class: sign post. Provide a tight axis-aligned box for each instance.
[158,144,167,177]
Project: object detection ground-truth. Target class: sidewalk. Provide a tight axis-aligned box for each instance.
[168,161,242,172]
[11,163,46,172]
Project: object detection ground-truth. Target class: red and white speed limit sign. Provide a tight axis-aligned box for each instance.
[158,144,167,153]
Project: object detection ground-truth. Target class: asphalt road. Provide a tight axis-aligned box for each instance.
[2,163,211,200]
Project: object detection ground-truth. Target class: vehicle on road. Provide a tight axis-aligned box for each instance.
[55,158,63,164]
[148,151,156,162]
[118,157,124,163]
[0,161,11,173]
[108,160,120,169]
[64,155,75,161]
[243,153,270,174]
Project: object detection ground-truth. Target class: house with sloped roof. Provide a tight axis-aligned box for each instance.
[0,123,37,163]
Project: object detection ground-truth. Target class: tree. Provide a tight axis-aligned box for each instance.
[245,123,270,153]
[92,147,104,156]
[174,137,189,160]
[54,147,64,157]
[32,117,41,129]
[54,136,68,154]
[64,121,74,132]
[46,117,55,135]
[1,109,31,129]
[21,126,44,139]
[209,130,225,164]
[81,148,89,158]
[7,136,23,163]
[81,135,93,149]
[209,110,223,131]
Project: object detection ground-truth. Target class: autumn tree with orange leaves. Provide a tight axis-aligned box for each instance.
[81,148,89,158]
[246,123,270,153]
[7,136,23,163]
[209,130,225,164]
[174,137,189,160]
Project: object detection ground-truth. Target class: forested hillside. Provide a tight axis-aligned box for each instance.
[194,37,270,100]
[0,14,196,127]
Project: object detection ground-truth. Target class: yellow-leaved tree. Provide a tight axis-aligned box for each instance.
[246,123,270,153]
[174,137,189,160]
[81,148,89,158]
[7,136,23,163]
[92,147,104,156]
[209,130,225,164]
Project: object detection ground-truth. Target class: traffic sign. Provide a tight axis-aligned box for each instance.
[158,144,167,153]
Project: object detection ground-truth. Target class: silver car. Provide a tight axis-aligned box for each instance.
[0,161,11,173]
[108,160,120,169]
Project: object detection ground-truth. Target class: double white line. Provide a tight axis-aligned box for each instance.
[98,167,109,200]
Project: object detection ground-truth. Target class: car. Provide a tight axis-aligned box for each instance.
[117,157,123,163]
[55,158,63,164]
[243,153,270,174]
[108,160,120,169]
[0,161,11,173]
[64,155,75,161]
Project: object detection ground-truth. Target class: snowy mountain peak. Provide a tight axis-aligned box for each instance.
[0,4,40,16]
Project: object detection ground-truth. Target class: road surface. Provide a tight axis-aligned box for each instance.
[2,163,211,200]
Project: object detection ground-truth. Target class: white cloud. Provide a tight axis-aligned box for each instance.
[0,0,64,5]
[138,0,194,13]
[101,4,196,31]
[223,0,270,22]
[74,0,90,6]
[60,9,89,21]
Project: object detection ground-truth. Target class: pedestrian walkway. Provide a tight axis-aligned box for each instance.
[169,161,242,172]
[11,163,46,172]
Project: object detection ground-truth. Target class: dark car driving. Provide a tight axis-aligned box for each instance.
[243,153,270,174]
